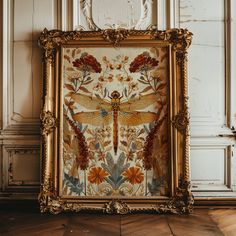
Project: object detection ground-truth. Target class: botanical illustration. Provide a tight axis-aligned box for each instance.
[62,46,169,197]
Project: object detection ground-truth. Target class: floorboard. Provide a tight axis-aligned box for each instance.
[0,204,235,236]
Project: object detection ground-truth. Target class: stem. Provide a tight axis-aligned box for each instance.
[133,184,141,196]
[142,70,156,92]
[122,62,129,77]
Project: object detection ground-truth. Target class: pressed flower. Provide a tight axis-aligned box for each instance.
[123,166,144,184]
[129,82,138,91]
[116,74,124,82]
[107,74,113,82]
[98,76,105,82]
[93,82,103,91]
[88,167,109,185]
[125,76,133,82]
[72,53,102,73]
[122,56,129,63]
[129,52,159,73]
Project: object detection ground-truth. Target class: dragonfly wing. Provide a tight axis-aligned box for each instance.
[119,111,158,126]
[120,93,157,111]
[71,93,111,110]
[73,111,112,126]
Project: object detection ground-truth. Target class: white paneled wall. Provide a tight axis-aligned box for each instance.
[177,0,236,192]
[0,0,60,198]
[231,1,236,188]
[180,0,225,134]
[0,0,235,199]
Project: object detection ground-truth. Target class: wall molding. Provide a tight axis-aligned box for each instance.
[76,0,157,31]
[3,144,40,188]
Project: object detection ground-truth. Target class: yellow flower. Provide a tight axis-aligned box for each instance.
[123,166,144,184]
[88,167,108,185]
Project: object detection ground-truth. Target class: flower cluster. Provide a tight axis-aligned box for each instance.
[72,53,102,73]
[86,127,112,162]
[129,52,159,73]
[65,115,89,170]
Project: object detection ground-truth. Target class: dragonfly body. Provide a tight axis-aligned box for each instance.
[110,91,122,154]
[71,90,158,155]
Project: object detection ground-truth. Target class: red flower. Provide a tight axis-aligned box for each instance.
[72,53,102,73]
[129,52,159,73]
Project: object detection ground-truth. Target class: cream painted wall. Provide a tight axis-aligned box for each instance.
[0,0,235,200]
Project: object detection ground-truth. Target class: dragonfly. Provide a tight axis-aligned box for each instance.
[71,91,159,154]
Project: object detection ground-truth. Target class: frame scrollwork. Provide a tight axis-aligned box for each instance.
[40,110,57,136]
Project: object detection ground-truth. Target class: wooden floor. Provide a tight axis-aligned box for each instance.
[1,204,236,235]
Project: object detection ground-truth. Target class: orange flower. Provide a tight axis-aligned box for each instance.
[88,167,108,185]
[123,166,144,184]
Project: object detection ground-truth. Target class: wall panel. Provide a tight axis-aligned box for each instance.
[177,0,236,194]
[179,0,225,134]
[4,146,40,187]
[190,142,232,191]
[0,0,61,198]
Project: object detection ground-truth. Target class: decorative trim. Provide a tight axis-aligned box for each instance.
[154,178,194,214]
[80,0,100,31]
[38,28,81,63]
[172,109,189,133]
[38,28,193,48]
[40,111,57,136]
[151,28,193,51]
[104,200,131,214]
[79,0,156,30]
[5,146,40,186]
[102,28,130,45]
[134,0,156,30]
[5,146,40,155]
[39,179,194,214]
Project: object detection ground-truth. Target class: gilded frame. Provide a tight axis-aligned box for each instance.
[38,28,193,214]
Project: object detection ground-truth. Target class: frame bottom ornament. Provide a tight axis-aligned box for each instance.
[38,177,194,215]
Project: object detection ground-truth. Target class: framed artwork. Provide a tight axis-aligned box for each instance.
[38,28,193,214]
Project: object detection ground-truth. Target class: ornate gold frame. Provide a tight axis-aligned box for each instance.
[38,28,193,214]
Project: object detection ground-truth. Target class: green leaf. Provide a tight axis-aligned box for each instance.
[141,86,152,93]
[64,55,70,63]
[156,83,166,90]
[124,87,128,97]
[103,141,111,147]
[64,83,75,91]
[72,49,76,58]
[139,76,146,81]
[66,67,75,71]
[95,94,101,99]
[65,91,75,97]
[79,86,90,93]
[138,79,149,84]
[83,79,93,85]
[120,140,128,146]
